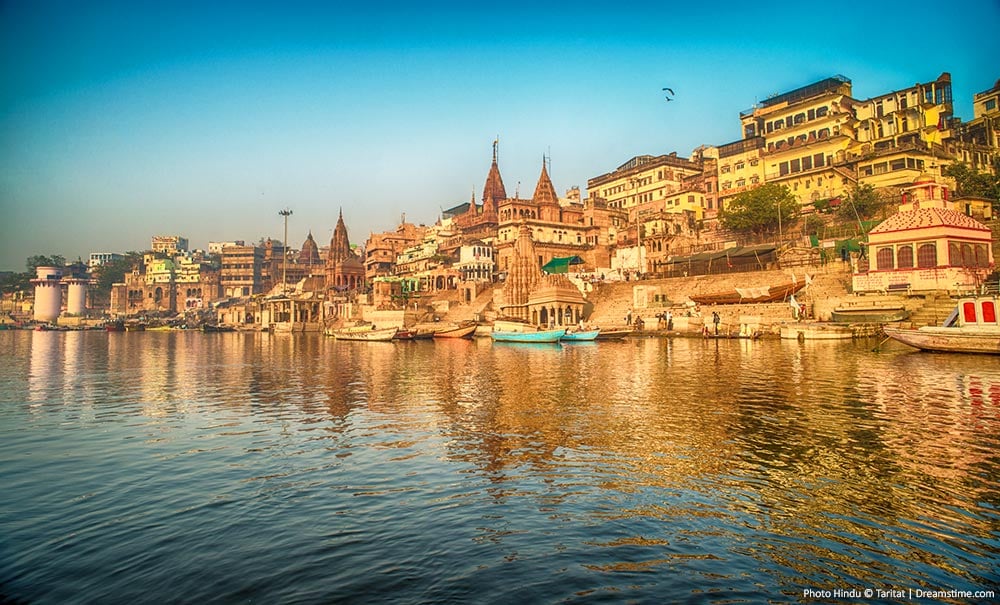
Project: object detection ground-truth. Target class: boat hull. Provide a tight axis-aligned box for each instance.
[690,282,806,305]
[491,328,566,343]
[432,325,477,339]
[884,326,1000,354]
[560,329,600,342]
[831,307,909,323]
[326,327,398,341]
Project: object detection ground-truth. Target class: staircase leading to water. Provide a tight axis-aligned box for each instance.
[906,294,959,327]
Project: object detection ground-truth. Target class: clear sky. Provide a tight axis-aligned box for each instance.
[1,0,998,271]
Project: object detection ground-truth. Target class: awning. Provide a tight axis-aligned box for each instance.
[542,256,584,274]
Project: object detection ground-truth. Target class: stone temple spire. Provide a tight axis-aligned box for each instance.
[328,208,351,265]
[481,139,507,214]
[531,156,559,205]
[504,223,541,321]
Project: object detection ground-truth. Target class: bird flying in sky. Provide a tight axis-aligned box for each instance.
[662,86,674,101]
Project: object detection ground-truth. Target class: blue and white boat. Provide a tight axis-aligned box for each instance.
[491,328,566,343]
[560,329,601,342]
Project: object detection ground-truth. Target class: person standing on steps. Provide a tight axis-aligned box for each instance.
[712,311,720,335]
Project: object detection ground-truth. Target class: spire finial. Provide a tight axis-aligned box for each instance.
[493,136,499,163]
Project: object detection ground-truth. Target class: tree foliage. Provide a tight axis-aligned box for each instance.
[838,184,889,223]
[719,183,798,238]
[93,252,144,296]
[944,162,1000,201]
[25,254,66,273]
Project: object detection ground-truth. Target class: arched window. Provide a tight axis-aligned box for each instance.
[949,242,962,266]
[896,246,914,269]
[976,244,990,267]
[876,247,894,270]
[917,243,936,268]
[962,243,974,267]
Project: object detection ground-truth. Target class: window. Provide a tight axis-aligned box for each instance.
[816,106,828,117]
[873,162,888,175]
[876,247,894,270]
[917,243,936,268]
[963,301,977,323]
[803,156,813,171]
[721,165,731,173]
[977,244,990,267]
[890,159,906,171]
[794,113,805,124]
[774,119,784,130]
[897,245,914,268]
[983,301,997,324]
[791,159,801,173]
[814,153,825,167]
[987,99,997,111]
[735,161,745,170]
[779,162,789,176]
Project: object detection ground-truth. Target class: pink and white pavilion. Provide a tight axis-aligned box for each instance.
[853,175,994,294]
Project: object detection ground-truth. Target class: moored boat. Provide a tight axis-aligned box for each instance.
[104,320,125,332]
[491,328,566,343]
[883,297,1000,354]
[394,328,434,340]
[690,282,806,305]
[432,323,477,339]
[560,329,600,342]
[594,328,632,339]
[831,305,909,323]
[325,326,398,341]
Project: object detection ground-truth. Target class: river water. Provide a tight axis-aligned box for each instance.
[1,330,998,603]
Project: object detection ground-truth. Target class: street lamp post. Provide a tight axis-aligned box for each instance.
[279,208,292,295]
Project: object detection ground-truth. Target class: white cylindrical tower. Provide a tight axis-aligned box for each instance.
[32,266,63,323]
[65,278,88,315]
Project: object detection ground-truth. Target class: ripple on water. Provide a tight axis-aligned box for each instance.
[2,332,1000,602]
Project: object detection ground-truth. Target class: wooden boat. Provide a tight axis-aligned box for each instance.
[883,297,1000,354]
[560,329,601,342]
[831,305,909,323]
[432,324,477,339]
[594,328,632,340]
[202,324,235,333]
[689,282,806,305]
[394,328,434,340]
[104,320,125,332]
[491,328,566,343]
[325,325,398,341]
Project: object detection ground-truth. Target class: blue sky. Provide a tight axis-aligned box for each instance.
[2,1,998,271]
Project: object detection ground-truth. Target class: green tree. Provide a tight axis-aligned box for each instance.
[838,184,889,224]
[25,254,66,273]
[943,162,1000,200]
[93,252,144,297]
[719,183,798,239]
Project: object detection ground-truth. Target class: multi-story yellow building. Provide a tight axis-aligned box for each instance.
[740,75,858,207]
[586,153,703,213]
[715,137,767,211]
[954,78,1000,174]
[849,73,956,188]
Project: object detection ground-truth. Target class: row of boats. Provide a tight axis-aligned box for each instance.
[325,322,628,343]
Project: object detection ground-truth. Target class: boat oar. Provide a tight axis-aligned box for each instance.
[872,334,892,352]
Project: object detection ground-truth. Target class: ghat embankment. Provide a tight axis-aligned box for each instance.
[433,261,954,336]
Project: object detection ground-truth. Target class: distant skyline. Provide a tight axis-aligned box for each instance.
[2,1,998,271]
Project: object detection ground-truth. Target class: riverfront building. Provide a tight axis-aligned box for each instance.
[852,175,993,294]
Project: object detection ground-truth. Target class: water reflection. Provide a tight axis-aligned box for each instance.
[7,331,1000,601]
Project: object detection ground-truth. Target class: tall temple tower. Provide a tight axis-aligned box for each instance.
[325,210,365,291]
[501,223,541,321]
